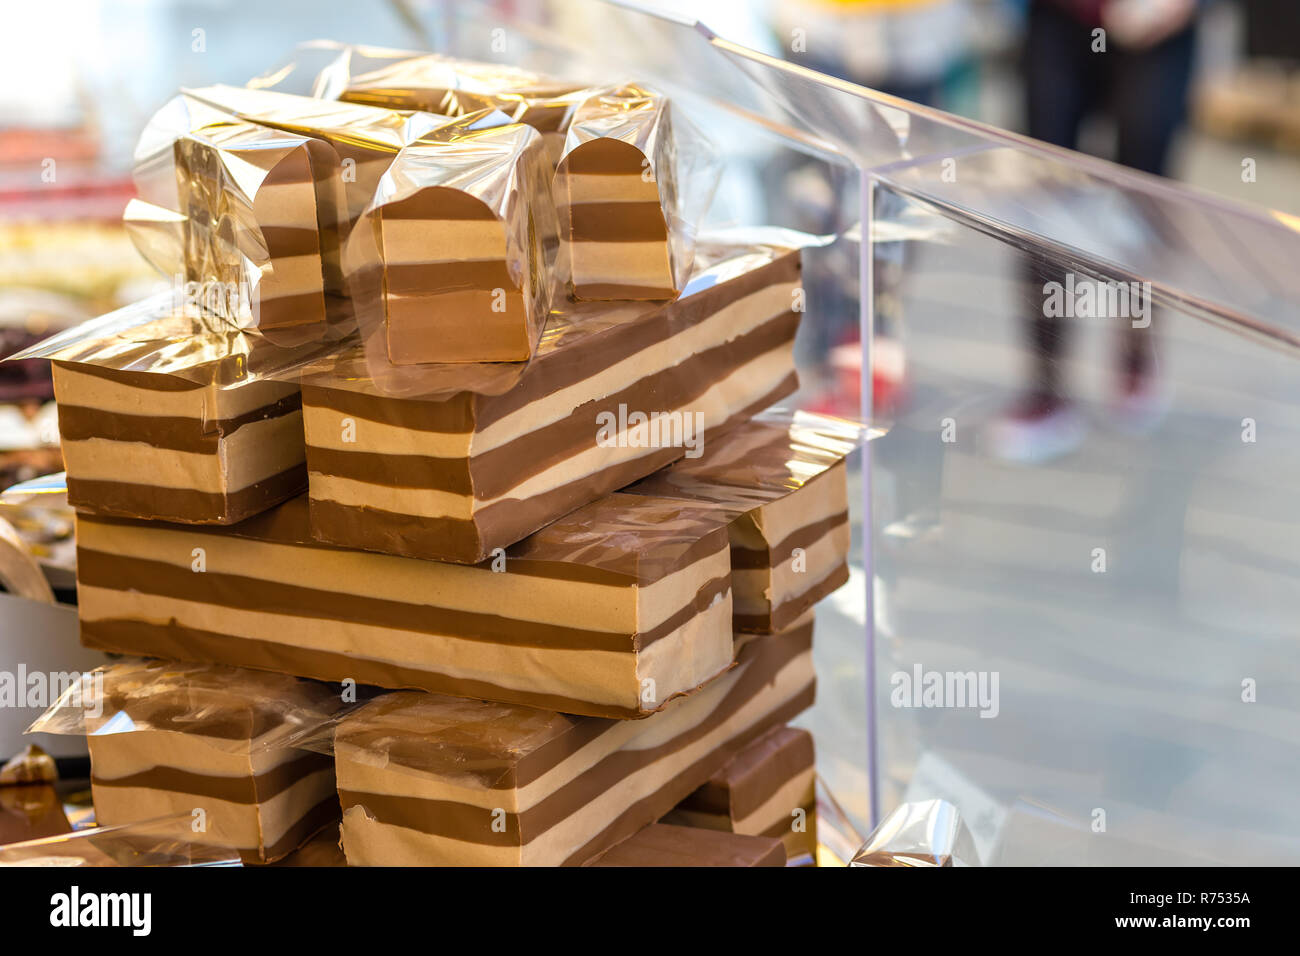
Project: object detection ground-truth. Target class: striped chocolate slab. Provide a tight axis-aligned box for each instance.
[624,413,856,633]
[334,616,815,866]
[52,357,308,526]
[84,663,340,864]
[76,491,738,719]
[665,725,818,864]
[300,243,803,563]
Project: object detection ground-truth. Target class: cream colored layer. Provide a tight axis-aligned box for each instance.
[731,520,850,616]
[92,767,335,852]
[560,172,659,203]
[571,242,674,288]
[303,404,473,458]
[78,515,723,634]
[343,807,524,866]
[62,411,303,494]
[635,589,732,709]
[731,768,816,838]
[337,646,814,865]
[259,252,325,298]
[251,178,319,229]
[380,219,506,263]
[309,338,796,519]
[52,363,298,423]
[306,280,798,459]
[78,570,730,710]
[753,464,848,557]
[86,729,305,780]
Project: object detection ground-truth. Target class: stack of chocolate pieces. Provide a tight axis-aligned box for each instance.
[17,46,860,866]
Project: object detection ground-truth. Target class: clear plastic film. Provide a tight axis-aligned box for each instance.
[556,83,720,302]
[254,42,593,168]
[26,657,349,757]
[297,690,583,791]
[126,94,349,343]
[849,798,981,867]
[625,408,869,516]
[0,814,242,867]
[342,108,561,366]
[6,291,346,389]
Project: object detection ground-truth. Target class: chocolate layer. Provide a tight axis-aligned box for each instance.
[590,824,785,867]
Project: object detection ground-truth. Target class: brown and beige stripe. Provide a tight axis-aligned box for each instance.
[334,615,815,866]
[75,491,738,719]
[300,243,803,563]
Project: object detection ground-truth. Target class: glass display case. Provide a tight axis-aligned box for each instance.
[376,0,1300,865]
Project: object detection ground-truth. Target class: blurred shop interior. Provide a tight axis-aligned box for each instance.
[1,0,1297,488]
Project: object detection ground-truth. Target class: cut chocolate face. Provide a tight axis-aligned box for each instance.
[332,617,814,866]
[369,118,557,365]
[624,412,858,632]
[590,823,786,867]
[75,492,736,719]
[80,662,340,864]
[300,242,803,563]
[46,295,337,525]
[666,725,818,864]
[557,85,679,301]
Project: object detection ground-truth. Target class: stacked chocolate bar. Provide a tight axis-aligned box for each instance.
[19,49,860,866]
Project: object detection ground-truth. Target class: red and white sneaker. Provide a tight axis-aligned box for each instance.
[986,392,1086,464]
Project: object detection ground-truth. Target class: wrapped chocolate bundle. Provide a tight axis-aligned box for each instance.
[849,799,981,867]
[557,84,710,302]
[665,726,818,865]
[324,616,814,866]
[181,85,451,227]
[126,93,347,338]
[28,658,344,864]
[300,238,804,563]
[73,492,737,719]
[625,409,861,632]
[343,110,560,365]
[9,294,336,524]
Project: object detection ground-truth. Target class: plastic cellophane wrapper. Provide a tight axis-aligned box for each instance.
[26,657,347,757]
[253,42,593,169]
[0,815,241,867]
[849,799,982,867]
[126,93,349,343]
[6,291,347,390]
[627,407,868,520]
[289,689,581,792]
[341,108,560,368]
[556,83,720,302]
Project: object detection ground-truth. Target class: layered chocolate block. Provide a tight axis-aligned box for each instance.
[590,824,785,867]
[557,85,678,300]
[83,662,339,864]
[625,412,855,632]
[300,241,803,563]
[46,296,328,524]
[172,120,335,333]
[75,492,736,718]
[373,120,556,364]
[665,726,818,864]
[333,616,814,866]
